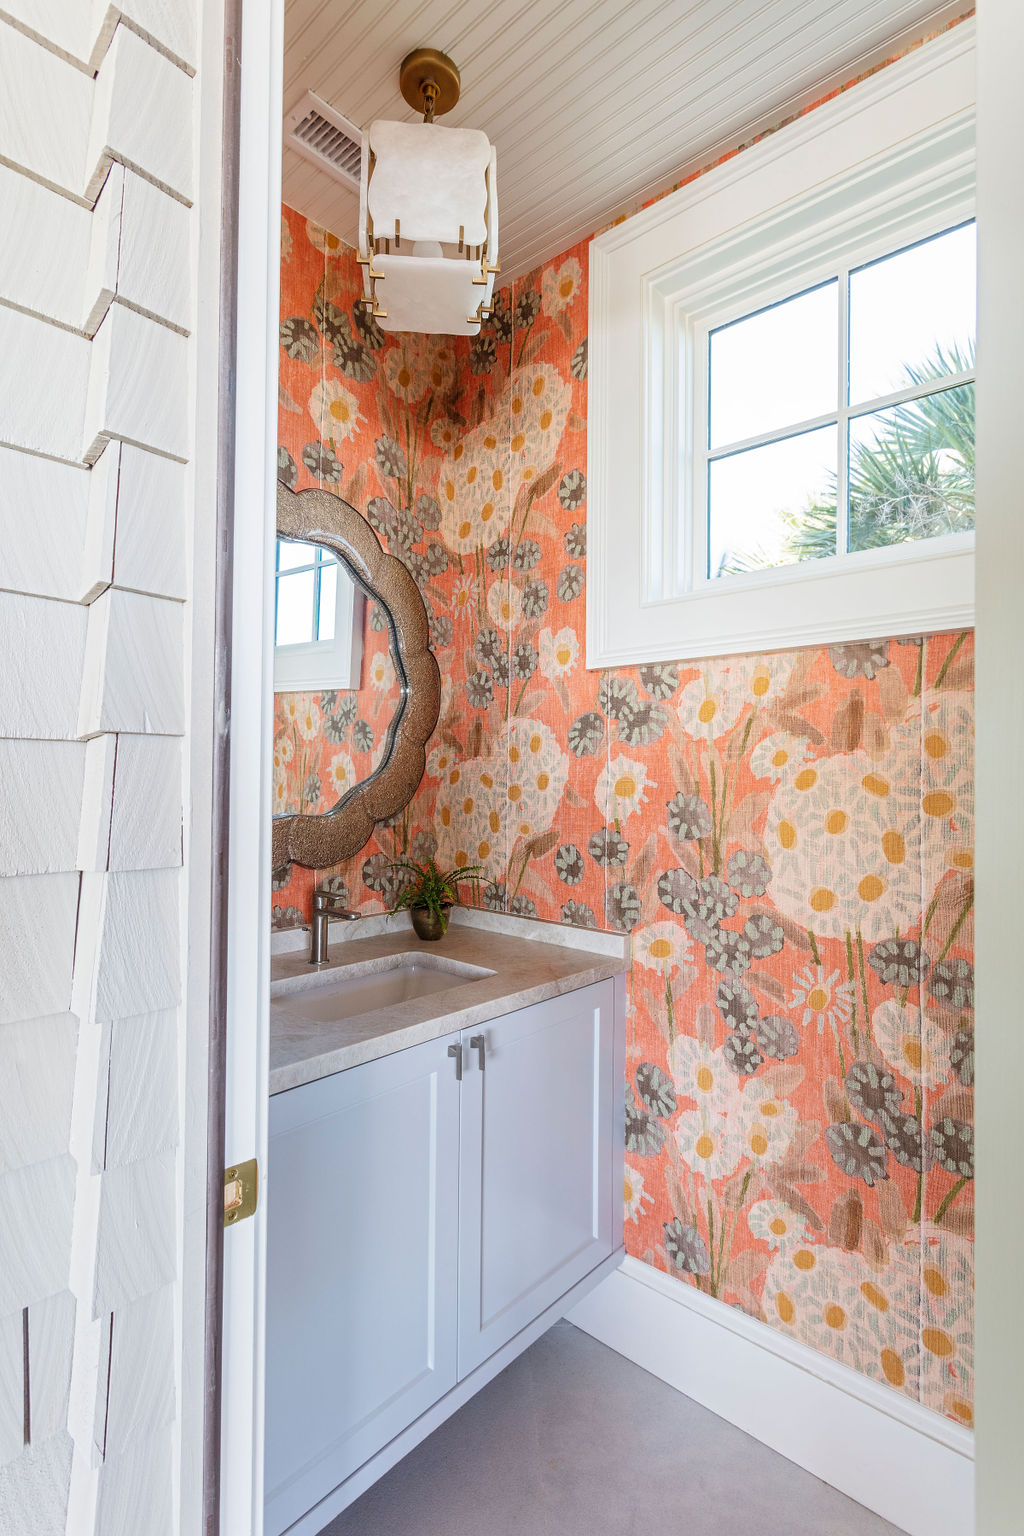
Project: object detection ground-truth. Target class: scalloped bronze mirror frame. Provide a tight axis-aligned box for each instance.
[272,483,441,870]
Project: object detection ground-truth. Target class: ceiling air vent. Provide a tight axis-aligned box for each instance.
[285,92,362,190]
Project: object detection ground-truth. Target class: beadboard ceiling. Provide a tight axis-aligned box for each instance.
[282,0,966,284]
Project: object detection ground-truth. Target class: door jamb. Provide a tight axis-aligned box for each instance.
[205,2,284,1532]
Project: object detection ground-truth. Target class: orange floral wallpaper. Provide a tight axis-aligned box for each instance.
[273,187,974,1428]
[273,212,434,925]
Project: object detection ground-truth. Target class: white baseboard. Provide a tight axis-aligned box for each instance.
[567,1256,974,1536]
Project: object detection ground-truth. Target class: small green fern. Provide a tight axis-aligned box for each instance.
[385,857,483,935]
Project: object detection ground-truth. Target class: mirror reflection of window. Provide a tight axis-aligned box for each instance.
[273,537,364,691]
[275,539,337,645]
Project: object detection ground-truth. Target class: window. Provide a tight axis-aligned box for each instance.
[586,23,975,668]
[706,222,975,580]
[273,537,363,691]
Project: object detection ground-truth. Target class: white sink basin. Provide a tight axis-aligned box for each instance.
[272,954,493,1025]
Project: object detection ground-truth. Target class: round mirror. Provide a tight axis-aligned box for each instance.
[271,483,441,870]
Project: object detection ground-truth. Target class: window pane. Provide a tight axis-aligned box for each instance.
[275,569,315,645]
[708,425,837,578]
[849,222,976,404]
[848,383,974,552]
[277,537,317,572]
[317,563,338,641]
[709,281,838,449]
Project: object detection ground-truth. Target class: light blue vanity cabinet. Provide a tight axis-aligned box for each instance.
[265,977,623,1536]
[457,984,617,1377]
[264,1031,462,1536]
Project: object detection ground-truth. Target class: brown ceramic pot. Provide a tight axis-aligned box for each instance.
[411,906,447,941]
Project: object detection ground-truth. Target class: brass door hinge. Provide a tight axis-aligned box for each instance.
[224,1158,259,1226]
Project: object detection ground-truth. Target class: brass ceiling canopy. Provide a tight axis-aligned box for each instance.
[399,47,461,122]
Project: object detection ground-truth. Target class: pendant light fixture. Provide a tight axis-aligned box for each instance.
[357,48,499,336]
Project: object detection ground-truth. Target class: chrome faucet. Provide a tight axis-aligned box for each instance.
[309,885,359,965]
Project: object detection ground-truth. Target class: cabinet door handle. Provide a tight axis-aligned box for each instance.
[469,1034,486,1071]
[447,1042,462,1081]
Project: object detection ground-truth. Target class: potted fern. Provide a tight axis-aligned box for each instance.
[386,857,483,941]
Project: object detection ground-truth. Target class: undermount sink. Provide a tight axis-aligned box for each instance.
[272,954,494,1024]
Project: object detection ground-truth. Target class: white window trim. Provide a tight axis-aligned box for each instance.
[587,20,975,669]
[273,547,364,692]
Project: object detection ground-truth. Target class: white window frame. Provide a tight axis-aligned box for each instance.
[697,232,975,581]
[586,21,975,669]
[273,537,364,692]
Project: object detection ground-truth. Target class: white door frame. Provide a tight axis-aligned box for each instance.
[215,1,283,1532]
[208,2,1024,1531]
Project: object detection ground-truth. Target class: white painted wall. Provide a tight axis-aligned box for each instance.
[0,4,225,1531]
[974,0,1024,1529]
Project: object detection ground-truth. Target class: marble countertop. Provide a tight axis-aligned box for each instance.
[269,909,630,1095]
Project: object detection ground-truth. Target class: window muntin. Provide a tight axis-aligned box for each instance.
[704,220,976,581]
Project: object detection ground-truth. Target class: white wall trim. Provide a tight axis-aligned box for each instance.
[567,1256,973,1536]
[586,20,976,669]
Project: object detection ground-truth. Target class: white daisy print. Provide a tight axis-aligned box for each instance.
[624,1164,654,1224]
[739,1078,797,1167]
[747,1199,810,1252]
[675,1106,746,1182]
[427,743,457,780]
[327,751,357,799]
[541,256,583,316]
[309,378,363,441]
[368,649,395,694]
[872,1000,951,1089]
[487,578,523,632]
[678,672,746,739]
[295,696,322,741]
[538,626,580,681]
[634,921,693,976]
[667,1037,739,1116]
[788,964,855,1034]
[595,754,655,824]
[750,732,812,782]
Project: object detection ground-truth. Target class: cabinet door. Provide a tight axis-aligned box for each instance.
[264,1035,461,1536]
[458,980,617,1377]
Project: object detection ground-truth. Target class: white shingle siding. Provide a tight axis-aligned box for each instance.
[0,4,215,1529]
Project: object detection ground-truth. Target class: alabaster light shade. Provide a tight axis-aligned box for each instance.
[370,254,494,335]
[367,121,490,246]
[483,145,498,269]
[358,119,498,336]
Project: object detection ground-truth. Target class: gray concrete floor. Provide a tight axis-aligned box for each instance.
[323,1320,905,1536]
